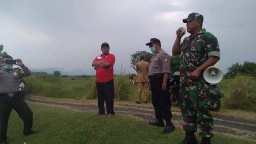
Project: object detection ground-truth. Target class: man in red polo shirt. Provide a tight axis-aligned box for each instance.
[92,42,115,118]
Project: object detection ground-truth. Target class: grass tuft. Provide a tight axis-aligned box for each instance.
[224,75,256,111]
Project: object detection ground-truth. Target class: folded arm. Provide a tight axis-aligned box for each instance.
[92,60,111,70]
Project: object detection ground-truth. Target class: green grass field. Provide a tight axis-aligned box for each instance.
[25,74,139,101]
[25,75,91,99]
[7,74,256,143]
[25,74,256,112]
[7,103,256,144]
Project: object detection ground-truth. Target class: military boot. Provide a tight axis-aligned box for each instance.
[149,119,165,127]
[24,129,37,136]
[181,132,198,144]
[162,120,175,134]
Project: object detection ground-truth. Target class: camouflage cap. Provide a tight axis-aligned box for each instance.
[183,12,204,23]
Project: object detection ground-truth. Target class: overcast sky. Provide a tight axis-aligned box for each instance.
[0,0,255,75]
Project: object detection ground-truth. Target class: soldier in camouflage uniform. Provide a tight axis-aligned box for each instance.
[172,13,220,144]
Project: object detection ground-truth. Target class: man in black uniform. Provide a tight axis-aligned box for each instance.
[0,55,35,144]
[146,38,175,134]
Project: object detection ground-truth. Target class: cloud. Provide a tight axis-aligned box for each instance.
[0,0,255,75]
[0,15,53,44]
[17,27,53,44]
[154,11,188,23]
[167,0,188,7]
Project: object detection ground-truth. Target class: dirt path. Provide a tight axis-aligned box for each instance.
[26,96,256,141]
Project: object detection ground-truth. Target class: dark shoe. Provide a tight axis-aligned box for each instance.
[24,129,37,136]
[200,137,211,144]
[181,133,198,144]
[149,119,165,127]
[0,140,8,144]
[162,123,175,134]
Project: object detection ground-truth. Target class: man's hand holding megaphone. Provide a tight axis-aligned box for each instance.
[191,69,201,81]
[203,65,223,84]
[190,57,222,82]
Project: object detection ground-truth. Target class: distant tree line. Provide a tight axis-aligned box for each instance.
[130,51,256,78]
[32,71,93,78]
[225,61,256,78]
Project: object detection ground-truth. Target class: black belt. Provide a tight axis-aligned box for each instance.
[148,73,164,79]
[0,92,21,97]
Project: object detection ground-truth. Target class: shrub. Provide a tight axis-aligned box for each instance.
[114,75,130,100]
[53,70,61,77]
[86,77,97,99]
[85,75,130,100]
[25,74,132,101]
[24,76,44,94]
[25,75,88,99]
[33,72,48,78]
[224,75,256,111]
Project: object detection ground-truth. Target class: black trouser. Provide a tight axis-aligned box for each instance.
[149,74,172,122]
[172,86,180,102]
[0,92,33,142]
[96,80,115,115]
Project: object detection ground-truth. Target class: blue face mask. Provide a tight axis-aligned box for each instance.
[2,65,13,70]
[150,47,156,54]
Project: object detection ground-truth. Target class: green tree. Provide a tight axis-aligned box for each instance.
[242,61,256,77]
[0,44,7,58]
[170,55,181,74]
[225,61,256,78]
[0,44,3,52]
[53,71,61,77]
[130,51,153,71]
[130,51,181,75]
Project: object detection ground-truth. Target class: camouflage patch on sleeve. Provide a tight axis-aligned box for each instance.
[204,32,220,55]
[208,51,220,58]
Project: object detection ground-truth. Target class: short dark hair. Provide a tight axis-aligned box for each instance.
[101,42,109,48]
[140,55,145,60]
